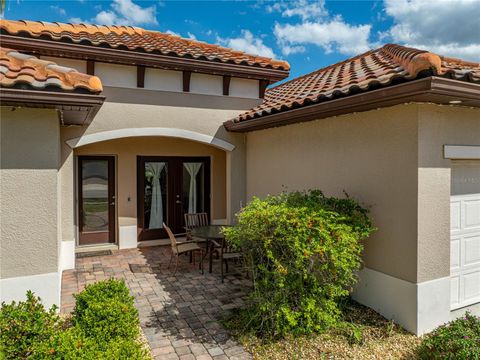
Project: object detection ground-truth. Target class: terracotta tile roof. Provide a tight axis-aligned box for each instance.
[233,44,480,123]
[0,19,290,71]
[0,46,103,93]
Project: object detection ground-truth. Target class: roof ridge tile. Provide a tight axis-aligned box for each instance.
[382,43,442,77]
[0,19,290,71]
[0,46,103,93]
[232,43,480,125]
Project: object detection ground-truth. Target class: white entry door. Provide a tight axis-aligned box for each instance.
[450,162,480,309]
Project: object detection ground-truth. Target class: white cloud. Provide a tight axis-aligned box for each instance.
[187,32,197,40]
[218,30,276,58]
[270,1,374,56]
[384,0,480,61]
[70,0,158,26]
[94,10,119,25]
[281,45,306,56]
[69,17,83,24]
[165,29,180,36]
[274,17,372,56]
[268,0,328,21]
[50,5,66,16]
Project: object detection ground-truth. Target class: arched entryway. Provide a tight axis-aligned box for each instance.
[67,130,233,249]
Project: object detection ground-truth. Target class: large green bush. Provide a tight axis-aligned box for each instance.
[0,279,148,360]
[0,291,61,359]
[224,190,375,338]
[418,312,480,359]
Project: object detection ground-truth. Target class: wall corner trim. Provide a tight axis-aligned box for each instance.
[65,127,236,151]
[444,145,480,159]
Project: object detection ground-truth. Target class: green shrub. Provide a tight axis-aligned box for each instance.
[0,291,60,359]
[30,327,148,360]
[224,190,375,339]
[72,279,139,342]
[418,312,480,359]
[0,280,148,360]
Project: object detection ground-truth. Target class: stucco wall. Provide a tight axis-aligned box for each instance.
[38,56,261,99]
[246,104,419,283]
[417,104,480,282]
[59,88,250,243]
[0,107,60,278]
[246,103,480,284]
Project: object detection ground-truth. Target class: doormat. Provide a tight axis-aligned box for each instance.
[129,264,152,273]
[76,250,113,259]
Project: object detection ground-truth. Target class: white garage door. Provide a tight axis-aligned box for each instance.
[450,162,480,309]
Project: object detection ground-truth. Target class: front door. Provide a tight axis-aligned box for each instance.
[78,156,116,245]
[137,156,210,240]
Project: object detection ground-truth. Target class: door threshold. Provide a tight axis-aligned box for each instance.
[75,244,119,253]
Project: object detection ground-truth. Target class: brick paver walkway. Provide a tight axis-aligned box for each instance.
[61,246,252,360]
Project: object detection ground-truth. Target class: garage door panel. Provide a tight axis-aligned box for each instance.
[451,163,480,310]
[450,201,461,231]
[464,234,480,266]
[463,271,480,302]
[464,199,480,230]
[450,237,461,270]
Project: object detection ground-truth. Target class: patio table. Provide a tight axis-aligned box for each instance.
[190,225,230,274]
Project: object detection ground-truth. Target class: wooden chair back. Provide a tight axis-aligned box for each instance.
[163,223,178,254]
[184,213,209,230]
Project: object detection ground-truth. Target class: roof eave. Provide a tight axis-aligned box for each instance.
[0,35,290,82]
[224,77,480,132]
[0,88,106,125]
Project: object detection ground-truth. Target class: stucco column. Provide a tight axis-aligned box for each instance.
[0,108,61,307]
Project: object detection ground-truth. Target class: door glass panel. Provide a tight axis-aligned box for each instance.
[82,160,109,233]
[182,162,205,214]
[144,162,167,229]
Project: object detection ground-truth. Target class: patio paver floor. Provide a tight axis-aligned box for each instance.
[61,246,252,360]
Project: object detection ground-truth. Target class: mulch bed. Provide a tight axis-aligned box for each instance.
[233,301,421,359]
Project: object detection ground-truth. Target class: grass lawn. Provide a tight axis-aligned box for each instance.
[228,300,421,360]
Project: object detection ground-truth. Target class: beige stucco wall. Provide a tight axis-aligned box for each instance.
[0,107,60,278]
[59,87,251,243]
[245,103,480,284]
[417,104,480,282]
[246,104,420,283]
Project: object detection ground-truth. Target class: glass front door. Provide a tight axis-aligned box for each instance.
[137,156,210,240]
[78,156,115,245]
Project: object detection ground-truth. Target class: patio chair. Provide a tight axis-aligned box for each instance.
[164,223,204,275]
[184,212,218,261]
[184,212,209,241]
[219,238,243,283]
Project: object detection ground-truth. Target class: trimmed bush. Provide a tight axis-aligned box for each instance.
[30,328,148,360]
[72,279,139,341]
[418,312,480,359]
[0,279,148,359]
[224,190,375,338]
[0,291,60,359]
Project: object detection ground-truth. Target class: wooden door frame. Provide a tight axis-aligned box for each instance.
[77,155,116,246]
[137,156,211,240]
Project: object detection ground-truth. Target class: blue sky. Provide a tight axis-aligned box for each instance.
[3,0,479,81]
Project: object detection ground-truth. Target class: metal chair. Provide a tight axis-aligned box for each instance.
[164,223,204,275]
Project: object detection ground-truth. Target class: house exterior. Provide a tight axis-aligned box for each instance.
[0,19,289,309]
[1,19,479,335]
